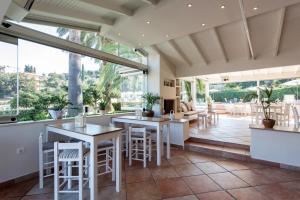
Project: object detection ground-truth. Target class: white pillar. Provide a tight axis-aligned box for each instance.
[257,80,260,100]
[205,81,210,99]
[192,78,197,103]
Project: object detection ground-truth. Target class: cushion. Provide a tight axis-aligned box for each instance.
[185,102,192,111]
[42,142,54,151]
[98,140,113,148]
[183,111,199,116]
[181,102,188,112]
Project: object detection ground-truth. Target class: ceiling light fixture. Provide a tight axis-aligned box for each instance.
[187,3,192,8]
[142,34,145,37]
[118,33,121,36]
[166,34,169,38]
[146,21,151,24]
[220,5,225,9]
[202,23,206,27]
[253,6,258,10]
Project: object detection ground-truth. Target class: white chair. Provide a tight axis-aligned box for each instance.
[97,141,114,176]
[250,103,263,124]
[276,103,290,126]
[110,122,129,157]
[292,106,300,128]
[129,127,152,168]
[54,141,89,200]
[39,131,70,189]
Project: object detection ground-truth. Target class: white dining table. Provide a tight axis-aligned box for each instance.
[46,122,123,200]
[111,116,171,166]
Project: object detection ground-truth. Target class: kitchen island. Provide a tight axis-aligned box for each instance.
[250,124,300,167]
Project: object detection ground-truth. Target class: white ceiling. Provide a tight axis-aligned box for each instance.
[197,65,300,84]
[2,0,300,77]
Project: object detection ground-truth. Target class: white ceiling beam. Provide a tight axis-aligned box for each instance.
[31,3,114,26]
[273,7,286,57]
[0,0,12,22]
[0,21,147,71]
[239,0,255,59]
[187,34,208,65]
[169,40,192,67]
[80,0,134,16]
[152,45,177,68]
[211,27,228,62]
[240,21,251,60]
[23,15,101,33]
[142,0,159,5]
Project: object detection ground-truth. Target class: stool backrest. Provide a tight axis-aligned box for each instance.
[54,141,83,161]
[292,106,299,128]
[283,103,291,114]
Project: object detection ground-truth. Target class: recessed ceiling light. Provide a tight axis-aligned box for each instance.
[166,34,169,38]
[202,23,206,27]
[220,5,225,9]
[253,6,258,10]
[118,33,121,36]
[142,34,145,37]
[146,21,151,24]
[187,3,192,8]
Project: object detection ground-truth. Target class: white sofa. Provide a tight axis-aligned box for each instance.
[180,101,199,121]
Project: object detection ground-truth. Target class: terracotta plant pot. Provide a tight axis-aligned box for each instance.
[262,119,276,128]
[48,110,64,120]
[142,110,154,117]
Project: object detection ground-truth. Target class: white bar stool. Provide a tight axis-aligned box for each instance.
[97,141,114,176]
[54,141,89,200]
[39,131,70,189]
[129,127,152,168]
[110,122,129,157]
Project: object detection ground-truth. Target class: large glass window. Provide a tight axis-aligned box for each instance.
[20,22,148,65]
[120,70,146,110]
[0,23,147,122]
[0,40,18,116]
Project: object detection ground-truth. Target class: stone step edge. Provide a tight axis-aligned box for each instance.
[188,137,250,150]
[184,142,250,161]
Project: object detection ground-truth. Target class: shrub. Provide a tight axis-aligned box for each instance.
[112,102,121,111]
[210,86,299,103]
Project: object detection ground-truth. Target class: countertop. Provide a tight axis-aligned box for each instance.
[249,124,300,134]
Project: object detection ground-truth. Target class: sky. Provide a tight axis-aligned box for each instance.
[0,23,100,75]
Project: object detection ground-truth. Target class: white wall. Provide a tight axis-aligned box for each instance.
[160,55,176,100]
[0,113,130,183]
[147,48,177,115]
[147,49,161,115]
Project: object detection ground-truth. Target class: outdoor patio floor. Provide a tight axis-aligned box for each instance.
[189,115,252,146]
[2,147,300,200]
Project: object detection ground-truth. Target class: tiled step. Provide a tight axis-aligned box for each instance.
[188,137,250,150]
[185,141,251,161]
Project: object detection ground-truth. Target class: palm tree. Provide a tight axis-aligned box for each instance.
[57,28,108,116]
[57,28,83,116]
[57,28,123,113]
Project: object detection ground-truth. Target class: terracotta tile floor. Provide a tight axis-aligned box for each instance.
[2,148,300,200]
[189,115,252,146]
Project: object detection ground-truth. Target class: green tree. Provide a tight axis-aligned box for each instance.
[24,65,36,73]
[184,81,192,102]
[97,63,123,111]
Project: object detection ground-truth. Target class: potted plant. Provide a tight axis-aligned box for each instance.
[244,87,276,128]
[141,93,161,117]
[206,96,213,112]
[48,94,71,120]
[99,100,108,115]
